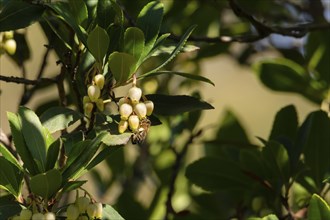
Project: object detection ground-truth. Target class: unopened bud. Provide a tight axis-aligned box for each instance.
[4,39,16,55]
[83,96,91,104]
[128,86,142,104]
[118,120,128,133]
[96,98,104,111]
[94,74,105,89]
[87,203,97,219]
[76,196,90,213]
[32,213,44,220]
[118,97,129,106]
[87,85,101,102]
[128,115,140,131]
[145,100,154,116]
[95,203,103,219]
[20,209,32,220]
[4,31,14,39]
[67,204,80,220]
[44,212,56,220]
[134,103,147,119]
[84,102,94,114]
[119,103,133,120]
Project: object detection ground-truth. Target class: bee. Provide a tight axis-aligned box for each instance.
[131,117,151,144]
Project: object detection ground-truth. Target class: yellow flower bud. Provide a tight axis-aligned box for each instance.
[84,102,94,115]
[44,212,56,220]
[94,74,105,89]
[4,39,16,55]
[32,213,44,220]
[145,100,154,116]
[96,98,104,111]
[87,203,97,219]
[87,85,101,102]
[95,203,103,219]
[20,209,32,220]
[119,103,133,120]
[128,115,140,131]
[134,103,147,119]
[118,120,128,133]
[76,196,90,213]
[128,86,142,104]
[4,31,14,39]
[118,97,129,106]
[67,204,80,220]
[83,96,91,104]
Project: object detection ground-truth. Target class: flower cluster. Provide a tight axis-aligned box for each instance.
[83,74,106,117]
[118,86,154,133]
[0,31,16,56]
[66,196,103,220]
[12,209,56,220]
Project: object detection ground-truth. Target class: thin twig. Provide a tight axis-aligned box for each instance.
[0,75,56,85]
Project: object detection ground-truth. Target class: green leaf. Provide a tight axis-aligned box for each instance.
[87,25,110,64]
[61,180,87,193]
[0,197,21,220]
[45,2,87,45]
[269,105,298,141]
[30,169,62,200]
[262,141,290,189]
[18,107,48,173]
[97,0,119,29]
[0,0,45,31]
[145,94,214,115]
[307,194,330,220]
[248,214,279,220]
[40,107,83,133]
[0,143,22,171]
[136,1,164,59]
[45,139,61,171]
[68,0,87,25]
[142,25,197,76]
[102,133,132,146]
[85,146,122,171]
[7,111,38,175]
[186,157,253,192]
[140,71,215,86]
[0,157,23,198]
[102,203,125,220]
[124,27,145,64]
[302,111,330,190]
[108,52,136,86]
[254,58,323,103]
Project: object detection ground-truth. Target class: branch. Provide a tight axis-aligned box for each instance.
[0,75,56,85]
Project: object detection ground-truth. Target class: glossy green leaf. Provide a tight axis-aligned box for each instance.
[142,25,197,75]
[262,141,290,189]
[302,111,330,190]
[0,143,22,171]
[136,1,164,59]
[108,52,136,85]
[18,107,48,173]
[87,25,110,64]
[0,0,44,31]
[30,169,62,200]
[61,180,87,193]
[40,107,83,133]
[306,30,330,84]
[0,157,23,198]
[45,2,87,45]
[124,27,145,64]
[186,157,253,191]
[68,0,87,25]
[269,105,298,141]
[145,94,214,115]
[97,0,119,29]
[45,139,61,171]
[254,58,323,103]
[102,133,132,146]
[102,203,125,220]
[7,112,38,175]
[140,71,214,86]
[86,146,122,171]
[0,197,21,220]
[307,194,330,220]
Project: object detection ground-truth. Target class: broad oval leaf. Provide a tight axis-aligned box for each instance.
[108,52,136,86]
[7,112,39,175]
[302,110,330,190]
[30,169,62,199]
[124,27,145,64]
[46,139,61,171]
[102,203,125,220]
[0,198,21,220]
[40,107,83,133]
[145,94,214,115]
[137,1,164,59]
[87,25,110,64]
[0,157,23,198]
[186,157,253,192]
[141,71,214,86]
[18,107,48,173]
[254,58,324,104]
[0,1,44,31]
[102,133,132,146]
[307,194,330,220]
[97,0,120,29]
[68,0,87,25]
